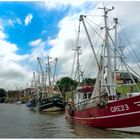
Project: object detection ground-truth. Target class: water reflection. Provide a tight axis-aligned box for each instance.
[65,117,140,138]
[0,103,140,138]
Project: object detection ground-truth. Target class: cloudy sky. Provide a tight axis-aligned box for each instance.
[0,0,140,90]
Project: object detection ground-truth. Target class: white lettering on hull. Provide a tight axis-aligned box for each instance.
[110,104,129,113]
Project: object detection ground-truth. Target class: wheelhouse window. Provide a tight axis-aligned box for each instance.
[83,93,87,99]
[88,93,92,98]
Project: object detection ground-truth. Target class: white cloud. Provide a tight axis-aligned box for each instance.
[9,18,22,26]
[0,58,32,90]
[0,1,140,90]
[28,38,49,63]
[24,13,33,26]
[8,19,14,27]
[47,1,140,80]
[16,18,22,25]
[29,39,43,47]
[0,27,32,90]
[38,0,98,9]
[0,17,22,28]
[0,30,7,40]
[47,3,102,78]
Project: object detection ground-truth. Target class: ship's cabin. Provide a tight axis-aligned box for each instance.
[74,86,93,106]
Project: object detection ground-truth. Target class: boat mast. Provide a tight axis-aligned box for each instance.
[77,46,82,83]
[53,58,58,85]
[73,46,82,83]
[113,18,118,95]
[102,7,114,95]
[33,72,36,87]
[79,7,116,96]
[47,56,52,95]
[77,47,80,83]
[37,57,45,88]
[79,15,100,70]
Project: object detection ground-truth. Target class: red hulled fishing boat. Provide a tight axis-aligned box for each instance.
[65,6,140,133]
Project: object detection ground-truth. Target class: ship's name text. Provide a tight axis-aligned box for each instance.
[110,104,129,112]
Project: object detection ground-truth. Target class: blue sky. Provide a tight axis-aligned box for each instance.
[0,1,140,90]
[0,2,68,54]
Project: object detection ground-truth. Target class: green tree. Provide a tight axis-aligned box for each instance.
[0,88,6,97]
[82,78,96,85]
[56,77,78,93]
[0,88,6,103]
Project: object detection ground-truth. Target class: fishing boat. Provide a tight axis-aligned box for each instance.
[37,94,65,112]
[65,6,140,133]
[26,57,65,112]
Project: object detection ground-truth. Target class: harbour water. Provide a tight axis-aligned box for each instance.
[0,103,140,138]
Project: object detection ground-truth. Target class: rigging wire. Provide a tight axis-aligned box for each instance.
[79,16,105,79]
[119,22,140,69]
[77,16,102,79]
[70,9,140,92]
[84,17,105,42]
[85,16,103,28]
[83,35,103,78]
[107,27,140,86]
[85,13,140,91]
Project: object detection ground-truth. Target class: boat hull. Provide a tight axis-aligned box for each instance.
[38,96,65,112]
[107,126,140,133]
[65,95,140,133]
[27,95,65,112]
